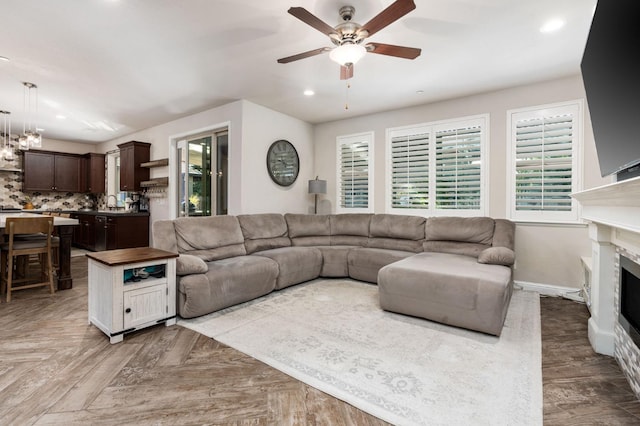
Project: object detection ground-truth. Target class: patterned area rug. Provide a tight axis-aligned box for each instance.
[179,279,542,426]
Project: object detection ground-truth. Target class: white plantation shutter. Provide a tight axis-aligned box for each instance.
[508,101,582,222]
[435,125,482,210]
[387,115,487,216]
[337,133,373,212]
[390,132,429,209]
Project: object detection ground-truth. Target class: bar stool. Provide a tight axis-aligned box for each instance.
[0,217,55,302]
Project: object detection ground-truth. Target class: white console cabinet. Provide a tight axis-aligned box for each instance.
[87,247,178,343]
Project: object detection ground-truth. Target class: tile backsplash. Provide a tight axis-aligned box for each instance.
[0,170,94,210]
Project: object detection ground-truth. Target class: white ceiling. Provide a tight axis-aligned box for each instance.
[0,0,596,144]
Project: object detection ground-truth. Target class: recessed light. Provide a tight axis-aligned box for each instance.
[416,90,424,95]
[0,56,9,62]
[303,89,315,96]
[540,18,565,33]
[56,114,67,120]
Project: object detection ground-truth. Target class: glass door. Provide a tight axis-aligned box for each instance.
[178,130,228,217]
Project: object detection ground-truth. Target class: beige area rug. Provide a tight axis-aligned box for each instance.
[179,280,542,426]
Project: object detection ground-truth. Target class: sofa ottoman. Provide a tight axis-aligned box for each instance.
[378,252,513,336]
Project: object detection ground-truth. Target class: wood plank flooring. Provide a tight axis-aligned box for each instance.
[0,256,638,425]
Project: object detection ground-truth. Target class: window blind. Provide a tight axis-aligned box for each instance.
[390,133,429,209]
[339,141,369,209]
[435,125,482,210]
[514,113,574,212]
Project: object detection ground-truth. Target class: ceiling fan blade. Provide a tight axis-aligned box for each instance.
[288,7,338,36]
[362,0,416,37]
[277,47,331,64]
[367,43,421,59]
[340,64,354,80]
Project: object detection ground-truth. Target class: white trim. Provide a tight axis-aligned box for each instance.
[506,99,584,223]
[385,113,489,217]
[336,131,374,213]
[514,280,585,303]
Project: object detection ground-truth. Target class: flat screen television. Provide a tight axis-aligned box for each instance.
[580,0,640,179]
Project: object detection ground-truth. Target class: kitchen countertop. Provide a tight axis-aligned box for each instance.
[72,210,150,217]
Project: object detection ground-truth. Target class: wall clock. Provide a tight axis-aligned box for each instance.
[267,139,300,187]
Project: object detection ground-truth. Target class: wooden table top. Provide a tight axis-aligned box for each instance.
[86,247,178,266]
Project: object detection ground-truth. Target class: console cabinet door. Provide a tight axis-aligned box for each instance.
[123,285,167,329]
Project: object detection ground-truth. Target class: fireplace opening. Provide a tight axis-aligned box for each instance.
[619,255,640,348]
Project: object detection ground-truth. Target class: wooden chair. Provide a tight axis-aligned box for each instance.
[0,217,55,302]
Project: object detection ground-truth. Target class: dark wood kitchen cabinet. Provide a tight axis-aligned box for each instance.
[72,212,149,251]
[23,150,82,192]
[83,153,106,193]
[117,141,150,192]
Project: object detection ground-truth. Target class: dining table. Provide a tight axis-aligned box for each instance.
[0,212,79,290]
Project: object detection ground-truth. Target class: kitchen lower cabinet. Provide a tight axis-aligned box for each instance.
[72,212,149,251]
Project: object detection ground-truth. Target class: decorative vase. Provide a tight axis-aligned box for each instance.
[24,202,34,210]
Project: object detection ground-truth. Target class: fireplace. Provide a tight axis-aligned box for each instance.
[620,255,640,348]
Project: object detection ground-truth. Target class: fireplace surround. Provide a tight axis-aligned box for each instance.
[573,176,640,399]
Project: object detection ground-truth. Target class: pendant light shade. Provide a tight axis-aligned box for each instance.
[19,82,42,150]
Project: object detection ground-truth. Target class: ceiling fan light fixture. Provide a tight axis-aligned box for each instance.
[329,43,366,66]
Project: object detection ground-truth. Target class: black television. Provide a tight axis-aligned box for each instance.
[580,0,640,180]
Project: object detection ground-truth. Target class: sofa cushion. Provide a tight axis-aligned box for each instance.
[285,214,331,246]
[252,247,322,290]
[425,216,495,245]
[478,247,516,266]
[378,252,513,336]
[330,214,372,236]
[423,240,488,258]
[176,254,208,276]
[174,216,246,261]
[367,214,426,252]
[152,220,178,253]
[177,255,278,318]
[237,213,291,254]
[316,245,356,277]
[347,247,415,283]
[492,219,516,250]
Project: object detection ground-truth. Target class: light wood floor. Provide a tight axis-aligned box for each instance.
[0,257,639,425]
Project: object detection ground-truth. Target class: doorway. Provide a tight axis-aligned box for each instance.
[177,130,228,217]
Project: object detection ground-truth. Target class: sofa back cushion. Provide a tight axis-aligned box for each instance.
[237,213,291,254]
[285,214,331,246]
[368,214,426,252]
[423,216,495,257]
[330,214,371,246]
[152,220,178,253]
[174,216,246,261]
[492,219,515,250]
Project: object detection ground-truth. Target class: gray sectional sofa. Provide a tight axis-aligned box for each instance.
[152,213,516,336]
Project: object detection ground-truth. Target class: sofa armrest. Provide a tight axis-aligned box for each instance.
[176,254,208,276]
[478,247,515,266]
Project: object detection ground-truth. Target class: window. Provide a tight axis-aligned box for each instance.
[387,115,488,216]
[507,100,583,222]
[336,132,374,213]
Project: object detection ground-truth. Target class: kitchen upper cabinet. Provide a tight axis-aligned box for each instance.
[117,141,150,192]
[23,150,82,192]
[84,153,105,193]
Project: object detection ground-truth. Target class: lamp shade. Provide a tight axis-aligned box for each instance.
[329,43,366,66]
[308,179,327,194]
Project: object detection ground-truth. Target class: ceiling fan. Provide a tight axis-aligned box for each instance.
[277,0,421,80]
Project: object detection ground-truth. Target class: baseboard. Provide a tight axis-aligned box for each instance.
[514,280,585,303]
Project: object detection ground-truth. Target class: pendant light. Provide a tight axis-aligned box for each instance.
[18,82,42,150]
[0,110,14,161]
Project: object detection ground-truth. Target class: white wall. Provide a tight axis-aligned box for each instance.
[100,100,314,236]
[313,75,609,289]
[240,101,315,214]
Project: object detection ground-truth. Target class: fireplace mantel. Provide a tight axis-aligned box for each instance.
[573,176,640,234]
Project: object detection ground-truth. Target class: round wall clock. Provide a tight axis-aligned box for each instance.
[266,139,300,187]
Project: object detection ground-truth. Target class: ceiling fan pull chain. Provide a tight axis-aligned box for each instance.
[345,82,351,110]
